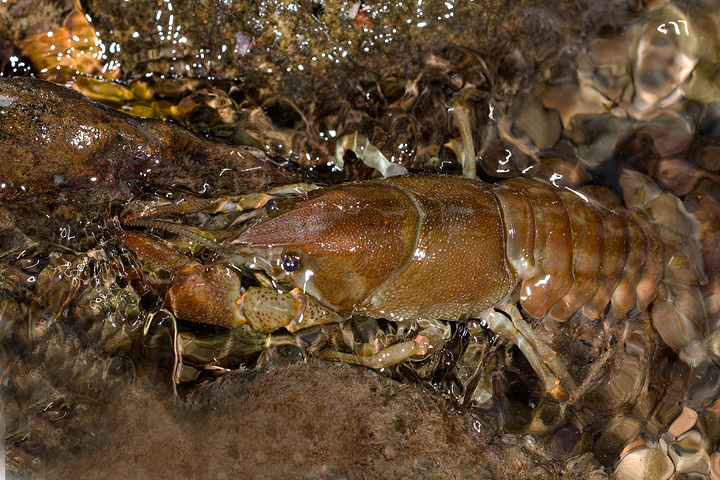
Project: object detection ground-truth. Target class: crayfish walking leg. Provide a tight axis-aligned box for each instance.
[318,321,450,369]
[483,304,576,401]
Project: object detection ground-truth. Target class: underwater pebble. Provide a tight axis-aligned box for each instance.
[668,408,699,438]
[614,443,674,480]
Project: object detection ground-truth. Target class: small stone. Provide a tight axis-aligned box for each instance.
[668,407,698,438]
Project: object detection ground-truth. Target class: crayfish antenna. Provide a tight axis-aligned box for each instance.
[122,218,220,250]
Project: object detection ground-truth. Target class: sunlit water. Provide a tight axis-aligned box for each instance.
[2,0,720,478]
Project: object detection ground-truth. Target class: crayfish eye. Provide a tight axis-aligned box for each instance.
[264,198,277,211]
[281,254,300,272]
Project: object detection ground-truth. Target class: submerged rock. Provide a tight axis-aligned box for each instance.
[77,0,619,94]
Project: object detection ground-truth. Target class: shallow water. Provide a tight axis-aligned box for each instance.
[2,0,720,478]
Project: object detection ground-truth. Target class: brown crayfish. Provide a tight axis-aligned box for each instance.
[121,172,713,401]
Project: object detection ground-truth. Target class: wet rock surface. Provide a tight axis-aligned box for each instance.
[0,0,73,43]
[76,0,628,96]
[47,355,608,480]
[0,76,298,236]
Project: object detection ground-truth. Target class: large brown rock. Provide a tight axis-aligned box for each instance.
[0,76,298,236]
[44,354,609,480]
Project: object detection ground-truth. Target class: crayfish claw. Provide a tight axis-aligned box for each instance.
[121,231,193,274]
[166,262,245,328]
[284,288,346,332]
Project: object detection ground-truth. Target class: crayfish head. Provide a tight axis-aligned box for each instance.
[231,183,420,313]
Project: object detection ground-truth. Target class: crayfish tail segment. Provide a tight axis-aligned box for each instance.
[621,170,710,365]
[652,283,709,367]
